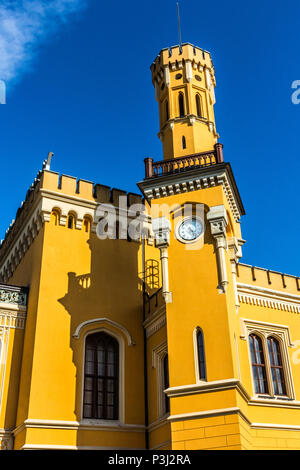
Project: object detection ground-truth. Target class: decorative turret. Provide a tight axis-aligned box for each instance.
[151,43,219,160]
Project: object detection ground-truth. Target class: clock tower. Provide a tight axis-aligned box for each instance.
[139,43,246,449]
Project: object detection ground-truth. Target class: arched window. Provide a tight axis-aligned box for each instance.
[83,332,119,420]
[163,354,170,414]
[182,136,186,149]
[196,94,202,118]
[267,337,286,396]
[178,92,185,117]
[197,329,206,381]
[165,100,169,121]
[249,334,268,394]
[67,214,75,229]
[83,216,91,234]
[51,209,60,226]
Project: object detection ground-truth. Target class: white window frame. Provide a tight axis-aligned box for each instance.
[80,327,125,425]
[193,327,207,383]
[241,318,295,400]
[152,341,170,418]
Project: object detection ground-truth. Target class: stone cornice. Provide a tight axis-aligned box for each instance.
[165,378,250,402]
[13,419,145,438]
[0,309,26,330]
[237,283,300,314]
[0,284,28,306]
[138,163,244,222]
[143,305,166,338]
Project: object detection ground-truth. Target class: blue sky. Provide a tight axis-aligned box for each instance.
[0,0,299,276]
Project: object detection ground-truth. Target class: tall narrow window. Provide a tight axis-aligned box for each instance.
[83,216,91,233]
[196,94,202,118]
[165,100,169,121]
[249,334,268,394]
[267,337,287,396]
[163,354,170,414]
[83,332,119,420]
[182,136,186,149]
[197,329,206,380]
[178,92,185,117]
[67,214,75,229]
[51,209,60,226]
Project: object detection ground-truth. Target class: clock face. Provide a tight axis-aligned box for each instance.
[177,218,203,242]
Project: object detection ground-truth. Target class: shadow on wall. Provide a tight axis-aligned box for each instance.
[58,231,147,448]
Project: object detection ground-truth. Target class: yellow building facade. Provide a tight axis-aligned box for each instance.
[0,43,300,450]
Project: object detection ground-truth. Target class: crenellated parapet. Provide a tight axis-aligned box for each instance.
[0,169,144,283]
[151,43,216,88]
[150,43,218,160]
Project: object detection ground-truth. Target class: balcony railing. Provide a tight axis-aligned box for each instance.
[144,143,224,179]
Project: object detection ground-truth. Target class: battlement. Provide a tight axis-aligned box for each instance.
[151,43,215,82]
[0,169,143,278]
[41,171,143,206]
[237,263,300,295]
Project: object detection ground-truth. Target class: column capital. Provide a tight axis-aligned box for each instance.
[207,205,228,238]
[152,217,171,249]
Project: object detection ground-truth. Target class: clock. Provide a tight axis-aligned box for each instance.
[176,217,204,243]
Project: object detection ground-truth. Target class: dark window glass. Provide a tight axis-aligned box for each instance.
[196,94,202,117]
[267,337,286,396]
[165,100,169,121]
[163,354,170,414]
[197,329,206,380]
[83,332,119,420]
[179,92,185,117]
[249,334,268,394]
[83,218,90,233]
[182,136,186,149]
[68,215,74,229]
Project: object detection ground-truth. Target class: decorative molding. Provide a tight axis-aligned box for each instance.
[139,165,242,222]
[79,326,126,424]
[151,342,169,419]
[241,318,296,400]
[147,415,169,432]
[167,407,300,434]
[207,205,228,293]
[143,307,166,338]
[237,283,300,314]
[21,444,140,450]
[165,378,250,402]
[248,397,300,409]
[72,317,135,346]
[251,422,300,431]
[0,309,27,330]
[0,430,13,450]
[152,341,168,368]
[240,318,295,346]
[0,199,44,282]
[0,285,28,306]
[167,407,251,425]
[13,419,144,436]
